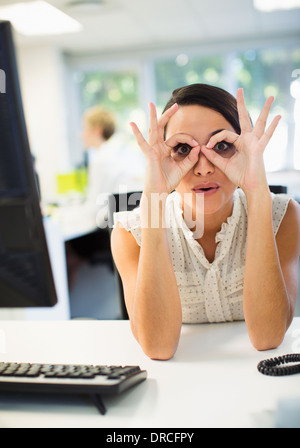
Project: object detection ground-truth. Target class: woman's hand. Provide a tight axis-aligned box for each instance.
[130,102,200,194]
[201,88,281,194]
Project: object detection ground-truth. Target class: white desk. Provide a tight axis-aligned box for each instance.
[0,319,299,428]
[51,205,98,242]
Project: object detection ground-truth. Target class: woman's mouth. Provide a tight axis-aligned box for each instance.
[192,183,220,196]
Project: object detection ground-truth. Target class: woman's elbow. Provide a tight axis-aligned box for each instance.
[143,345,176,361]
[250,333,285,352]
[136,332,178,360]
[131,321,180,360]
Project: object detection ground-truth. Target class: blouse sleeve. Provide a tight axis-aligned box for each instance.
[113,208,142,246]
[271,193,292,235]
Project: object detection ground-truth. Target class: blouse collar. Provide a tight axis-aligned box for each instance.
[167,189,242,267]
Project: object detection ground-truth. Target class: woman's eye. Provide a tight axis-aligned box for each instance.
[213,141,236,158]
[173,143,192,157]
[214,141,229,151]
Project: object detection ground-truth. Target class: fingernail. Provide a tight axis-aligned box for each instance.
[206,141,213,148]
[192,139,198,146]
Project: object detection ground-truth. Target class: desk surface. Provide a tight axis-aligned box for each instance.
[0,319,299,428]
[45,204,99,241]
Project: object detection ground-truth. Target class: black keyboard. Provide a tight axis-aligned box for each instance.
[0,361,147,414]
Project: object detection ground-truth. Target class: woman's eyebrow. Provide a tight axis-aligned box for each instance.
[166,128,227,143]
[207,129,225,140]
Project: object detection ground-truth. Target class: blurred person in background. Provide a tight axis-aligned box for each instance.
[82,105,143,224]
[66,105,144,288]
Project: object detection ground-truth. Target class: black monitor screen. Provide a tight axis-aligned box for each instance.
[0,21,57,308]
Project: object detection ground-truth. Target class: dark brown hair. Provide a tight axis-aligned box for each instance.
[163,84,242,137]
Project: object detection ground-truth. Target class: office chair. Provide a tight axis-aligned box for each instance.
[108,191,142,319]
[269,185,287,194]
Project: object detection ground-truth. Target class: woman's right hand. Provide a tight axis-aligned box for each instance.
[130,102,200,194]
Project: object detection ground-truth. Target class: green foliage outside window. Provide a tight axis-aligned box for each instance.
[79,70,139,133]
[76,44,300,171]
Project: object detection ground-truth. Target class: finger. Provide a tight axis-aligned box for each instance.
[158,102,179,129]
[259,115,281,149]
[148,102,178,145]
[148,102,159,146]
[205,129,239,148]
[129,122,152,156]
[200,146,229,173]
[237,88,253,133]
[157,103,179,142]
[165,133,199,149]
[253,96,274,138]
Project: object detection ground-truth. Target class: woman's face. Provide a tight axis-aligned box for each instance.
[82,120,102,149]
[166,104,237,216]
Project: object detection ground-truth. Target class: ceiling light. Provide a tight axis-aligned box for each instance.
[0,1,82,36]
[253,0,300,11]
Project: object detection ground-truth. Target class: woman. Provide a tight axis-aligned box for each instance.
[111,84,300,360]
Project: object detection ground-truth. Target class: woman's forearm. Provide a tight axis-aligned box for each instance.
[243,187,292,350]
[131,192,182,360]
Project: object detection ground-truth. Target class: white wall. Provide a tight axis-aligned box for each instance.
[16,44,72,205]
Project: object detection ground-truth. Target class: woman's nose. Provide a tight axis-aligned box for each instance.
[193,147,215,176]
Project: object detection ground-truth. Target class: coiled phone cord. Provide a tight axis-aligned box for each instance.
[257,354,300,376]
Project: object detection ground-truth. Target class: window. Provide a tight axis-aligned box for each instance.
[233,47,300,171]
[78,69,139,135]
[154,54,225,113]
[71,42,300,173]
[154,46,300,172]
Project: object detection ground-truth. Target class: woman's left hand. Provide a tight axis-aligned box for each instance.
[201,88,281,194]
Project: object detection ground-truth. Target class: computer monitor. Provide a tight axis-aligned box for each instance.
[0,20,57,308]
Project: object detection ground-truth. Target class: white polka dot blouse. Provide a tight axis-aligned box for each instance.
[114,189,291,324]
